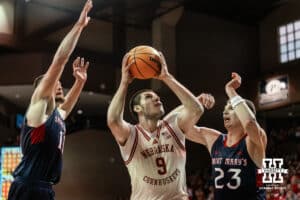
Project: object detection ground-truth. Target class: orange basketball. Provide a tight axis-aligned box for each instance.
[127,45,161,79]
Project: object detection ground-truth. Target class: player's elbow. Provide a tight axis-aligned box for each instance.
[107,117,117,128]
[191,102,204,119]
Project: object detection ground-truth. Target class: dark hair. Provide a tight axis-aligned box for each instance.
[33,74,45,88]
[129,89,153,120]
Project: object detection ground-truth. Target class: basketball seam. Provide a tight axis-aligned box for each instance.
[134,48,146,78]
[136,57,160,74]
[133,52,159,56]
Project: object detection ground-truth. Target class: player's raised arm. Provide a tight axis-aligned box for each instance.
[155,52,203,133]
[26,0,92,127]
[225,72,267,150]
[32,0,93,104]
[107,53,134,145]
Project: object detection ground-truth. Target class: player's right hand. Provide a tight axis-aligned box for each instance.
[77,0,93,27]
[198,93,215,110]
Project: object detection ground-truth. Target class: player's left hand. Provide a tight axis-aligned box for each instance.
[155,51,171,80]
[73,57,89,82]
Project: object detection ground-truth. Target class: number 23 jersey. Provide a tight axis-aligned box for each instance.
[211,134,265,200]
[119,117,188,200]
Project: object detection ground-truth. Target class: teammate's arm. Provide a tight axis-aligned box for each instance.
[156,52,203,133]
[59,57,89,119]
[107,54,134,145]
[225,72,267,149]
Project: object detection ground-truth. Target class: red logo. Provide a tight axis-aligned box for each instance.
[256,171,264,187]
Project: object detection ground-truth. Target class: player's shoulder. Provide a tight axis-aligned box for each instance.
[163,113,177,124]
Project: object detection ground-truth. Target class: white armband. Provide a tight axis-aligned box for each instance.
[230,95,245,108]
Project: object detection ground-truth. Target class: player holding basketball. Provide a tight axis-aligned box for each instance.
[166,72,267,200]
[107,52,203,200]
[8,1,92,200]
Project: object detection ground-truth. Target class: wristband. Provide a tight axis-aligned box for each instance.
[230,95,245,108]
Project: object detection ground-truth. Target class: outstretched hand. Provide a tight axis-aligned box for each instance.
[198,93,215,110]
[73,57,89,82]
[77,0,93,27]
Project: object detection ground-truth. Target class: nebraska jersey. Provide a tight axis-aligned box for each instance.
[119,116,188,200]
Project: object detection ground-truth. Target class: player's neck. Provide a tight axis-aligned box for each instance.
[227,127,245,145]
[138,118,160,132]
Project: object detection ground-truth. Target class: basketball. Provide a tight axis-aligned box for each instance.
[127,45,162,79]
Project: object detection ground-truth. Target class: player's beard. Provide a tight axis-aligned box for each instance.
[144,109,164,120]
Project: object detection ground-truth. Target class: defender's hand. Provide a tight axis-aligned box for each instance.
[198,93,215,110]
[73,57,89,82]
[77,0,93,27]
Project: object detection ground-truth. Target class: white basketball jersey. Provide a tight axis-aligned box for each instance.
[119,116,188,200]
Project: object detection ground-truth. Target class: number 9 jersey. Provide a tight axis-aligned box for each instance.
[118,116,189,200]
[211,134,266,200]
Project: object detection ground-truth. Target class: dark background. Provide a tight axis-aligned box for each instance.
[0,0,299,199]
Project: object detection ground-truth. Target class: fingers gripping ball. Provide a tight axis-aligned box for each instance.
[127,45,162,79]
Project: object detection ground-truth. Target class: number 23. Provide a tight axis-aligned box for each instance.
[215,168,241,190]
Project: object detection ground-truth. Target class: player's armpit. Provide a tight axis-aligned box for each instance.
[260,128,268,148]
[244,119,266,149]
[108,119,132,146]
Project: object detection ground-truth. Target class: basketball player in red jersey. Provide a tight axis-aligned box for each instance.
[8,1,92,200]
[107,52,203,200]
[166,72,267,200]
